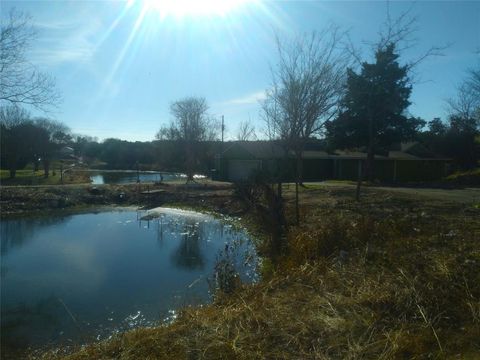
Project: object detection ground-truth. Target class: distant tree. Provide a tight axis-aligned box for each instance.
[0,9,60,111]
[447,62,480,125]
[236,120,256,141]
[427,117,448,136]
[1,105,29,178]
[33,118,71,177]
[432,61,480,169]
[419,116,479,170]
[0,105,52,178]
[158,97,217,181]
[262,27,351,224]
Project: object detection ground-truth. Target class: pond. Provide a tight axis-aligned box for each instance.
[88,171,206,185]
[0,208,257,357]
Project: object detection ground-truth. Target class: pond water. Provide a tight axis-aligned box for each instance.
[88,171,206,185]
[0,208,256,357]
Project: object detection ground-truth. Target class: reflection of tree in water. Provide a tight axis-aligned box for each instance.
[0,216,70,256]
[171,218,205,270]
[1,295,77,357]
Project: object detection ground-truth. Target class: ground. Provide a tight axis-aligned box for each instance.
[1,181,479,359]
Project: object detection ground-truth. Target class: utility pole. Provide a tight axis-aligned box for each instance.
[221,115,225,143]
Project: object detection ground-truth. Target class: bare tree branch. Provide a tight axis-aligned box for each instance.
[237,119,256,141]
[0,9,61,112]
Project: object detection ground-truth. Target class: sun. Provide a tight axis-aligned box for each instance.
[133,0,250,18]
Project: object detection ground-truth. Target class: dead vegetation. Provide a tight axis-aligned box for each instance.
[29,185,480,359]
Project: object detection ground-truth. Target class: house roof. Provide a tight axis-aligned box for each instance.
[388,151,420,160]
[222,141,287,159]
[221,141,449,161]
[301,151,331,159]
[332,150,389,160]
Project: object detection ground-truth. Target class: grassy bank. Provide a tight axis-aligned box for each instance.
[30,184,479,359]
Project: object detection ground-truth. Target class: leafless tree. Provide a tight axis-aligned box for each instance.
[262,26,352,224]
[0,9,60,112]
[236,119,256,141]
[447,81,480,122]
[158,97,216,182]
[0,104,30,127]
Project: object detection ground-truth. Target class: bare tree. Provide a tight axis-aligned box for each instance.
[236,119,256,141]
[0,104,30,127]
[158,97,216,182]
[0,9,60,111]
[262,26,351,224]
[447,63,480,122]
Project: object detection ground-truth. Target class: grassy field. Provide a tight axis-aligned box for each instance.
[32,184,479,360]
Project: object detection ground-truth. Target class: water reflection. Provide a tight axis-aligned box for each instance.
[171,218,205,270]
[0,208,256,357]
[0,216,70,255]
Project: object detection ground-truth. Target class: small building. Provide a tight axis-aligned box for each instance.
[59,146,75,159]
[212,141,450,183]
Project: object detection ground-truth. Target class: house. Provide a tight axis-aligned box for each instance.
[212,141,450,183]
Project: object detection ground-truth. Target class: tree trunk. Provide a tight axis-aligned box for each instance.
[9,157,17,179]
[366,146,375,182]
[366,107,375,182]
[43,159,50,178]
[185,142,194,183]
[295,152,302,225]
[295,180,299,225]
[297,154,304,186]
[355,160,363,201]
[365,94,375,182]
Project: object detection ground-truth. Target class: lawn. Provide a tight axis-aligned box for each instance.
[0,168,91,186]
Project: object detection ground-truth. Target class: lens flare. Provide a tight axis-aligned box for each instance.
[139,0,249,18]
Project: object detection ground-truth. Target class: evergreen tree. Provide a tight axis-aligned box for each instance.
[326,43,423,180]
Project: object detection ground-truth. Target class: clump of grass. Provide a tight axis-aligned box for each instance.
[208,246,242,297]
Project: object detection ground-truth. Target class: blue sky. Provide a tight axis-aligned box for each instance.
[2,0,479,141]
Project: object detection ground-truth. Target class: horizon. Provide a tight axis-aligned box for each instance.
[1,0,479,142]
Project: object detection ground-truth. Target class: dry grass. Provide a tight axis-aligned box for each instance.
[37,185,480,360]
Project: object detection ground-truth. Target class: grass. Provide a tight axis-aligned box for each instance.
[0,169,90,186]
[33,185,480,359]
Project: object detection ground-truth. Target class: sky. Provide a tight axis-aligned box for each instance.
[1,0,479,142]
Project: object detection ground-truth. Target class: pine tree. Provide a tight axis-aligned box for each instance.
[326,43,423,180]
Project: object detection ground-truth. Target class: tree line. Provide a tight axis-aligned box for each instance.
[0,106,71,178]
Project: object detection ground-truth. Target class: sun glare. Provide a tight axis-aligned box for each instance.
[136,0,249,18]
